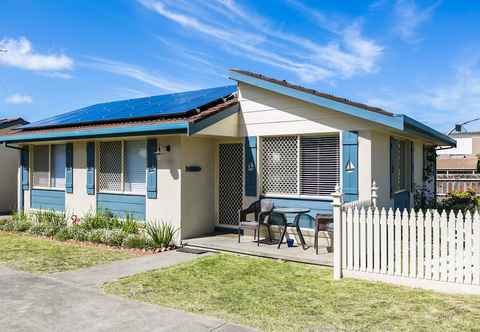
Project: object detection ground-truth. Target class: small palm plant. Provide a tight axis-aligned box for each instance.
[145,221,178,252]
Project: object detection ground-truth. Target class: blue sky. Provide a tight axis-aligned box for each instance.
[1,0,479,132]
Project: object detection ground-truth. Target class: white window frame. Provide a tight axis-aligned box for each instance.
[96,139,147,195]
[31,144,66,190]
[260,134,340,201]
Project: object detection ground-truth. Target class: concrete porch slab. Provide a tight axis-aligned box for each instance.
[183,233,333,266]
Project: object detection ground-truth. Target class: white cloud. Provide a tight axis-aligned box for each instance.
[363,57,480,131]
[5,93,33,105]
[394,0,441,43]
[139,0,384,83]
[84,56,197,92]
[0,37,73,71]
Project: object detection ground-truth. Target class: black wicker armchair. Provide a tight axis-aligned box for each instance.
[238,199,273,246]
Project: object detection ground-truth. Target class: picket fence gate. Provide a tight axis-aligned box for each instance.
[332,186,480,295]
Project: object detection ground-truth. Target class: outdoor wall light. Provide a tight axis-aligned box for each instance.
[155,145,171,155]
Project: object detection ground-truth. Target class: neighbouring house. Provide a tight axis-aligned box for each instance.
[0,69,454,241]
[437,131,480,197]
[0,117,29,214]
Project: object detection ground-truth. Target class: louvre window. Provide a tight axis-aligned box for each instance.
[261,135,340,197]
[32,144,66,188]
[98,140,146,193]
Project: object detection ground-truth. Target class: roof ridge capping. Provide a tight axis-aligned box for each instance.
[229,68,393,116]
[229,68,455,147]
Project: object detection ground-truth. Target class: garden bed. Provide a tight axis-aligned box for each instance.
[0,211,178,252]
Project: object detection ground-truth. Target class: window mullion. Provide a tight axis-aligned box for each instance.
[48,145,52,188]
[297,135,301,195]
[121,141,125,192]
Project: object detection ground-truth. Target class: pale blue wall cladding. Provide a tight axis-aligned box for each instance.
[263,197,333,229]
[31,189,65,211]
[97,193,146,220]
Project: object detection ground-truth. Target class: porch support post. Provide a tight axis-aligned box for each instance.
[371,180,378,208]
[332,184,343,280]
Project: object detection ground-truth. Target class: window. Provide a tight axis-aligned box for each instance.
[32,144,66,188]
[391,138,413,193]
[261,135,340,197]
[98,140,146,193]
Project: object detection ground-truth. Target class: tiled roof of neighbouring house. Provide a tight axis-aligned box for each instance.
[229,69,394,117]
[0,117,28,129]
[21,85,237,130]
[437,156,479,170]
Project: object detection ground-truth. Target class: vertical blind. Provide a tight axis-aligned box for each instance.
[300,135,340,196]
[124,141,146,193]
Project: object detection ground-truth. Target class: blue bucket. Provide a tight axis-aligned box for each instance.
[287,238,294,247]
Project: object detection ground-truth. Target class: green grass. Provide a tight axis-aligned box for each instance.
[0,231,136,273]
[104,254,480,332]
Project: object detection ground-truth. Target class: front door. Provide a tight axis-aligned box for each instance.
[218,143,243,226]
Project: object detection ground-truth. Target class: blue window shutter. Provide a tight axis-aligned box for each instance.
[86,142,95,195]
[21,146,29,190]
[147,139,157,199]
[342,131,358,202]
[244,136,257,197]
[65,143,73,193]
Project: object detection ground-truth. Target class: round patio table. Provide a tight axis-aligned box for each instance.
[273,207,311,250]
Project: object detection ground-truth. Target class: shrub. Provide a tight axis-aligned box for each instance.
[121,215,140,234]
[12,211,29,223]
[29,223,57,237]
[69,225,89,242]
[122,233,150,249]
[438,189,479,213]
[54,227,73,241]
[32,210,67,235]
[87,229,105,244]
[102,229,127,247]
[146,221,178,250]
[81,211,121,230]
[0,219,15,232]
[13,219,32,232]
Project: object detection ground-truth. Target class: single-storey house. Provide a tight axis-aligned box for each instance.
[0,117,29,214]
[0,69,455,240]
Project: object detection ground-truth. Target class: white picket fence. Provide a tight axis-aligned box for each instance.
[332,186,480,295]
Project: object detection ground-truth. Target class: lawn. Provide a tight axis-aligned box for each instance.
[104,253,480,332]
[0,231,136,273]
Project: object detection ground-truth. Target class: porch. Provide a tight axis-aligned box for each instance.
[183,231,333,266]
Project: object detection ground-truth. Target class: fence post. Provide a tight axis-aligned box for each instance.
[332,184,343,280]
[371,180,378,208]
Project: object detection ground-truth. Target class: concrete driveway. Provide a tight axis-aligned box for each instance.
[0,265,256,332]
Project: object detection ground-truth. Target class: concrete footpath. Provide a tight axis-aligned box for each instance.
[51,249,211,288]
[0,251,258,332]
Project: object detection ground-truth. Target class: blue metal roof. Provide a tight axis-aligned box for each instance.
[23,85,237,129]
